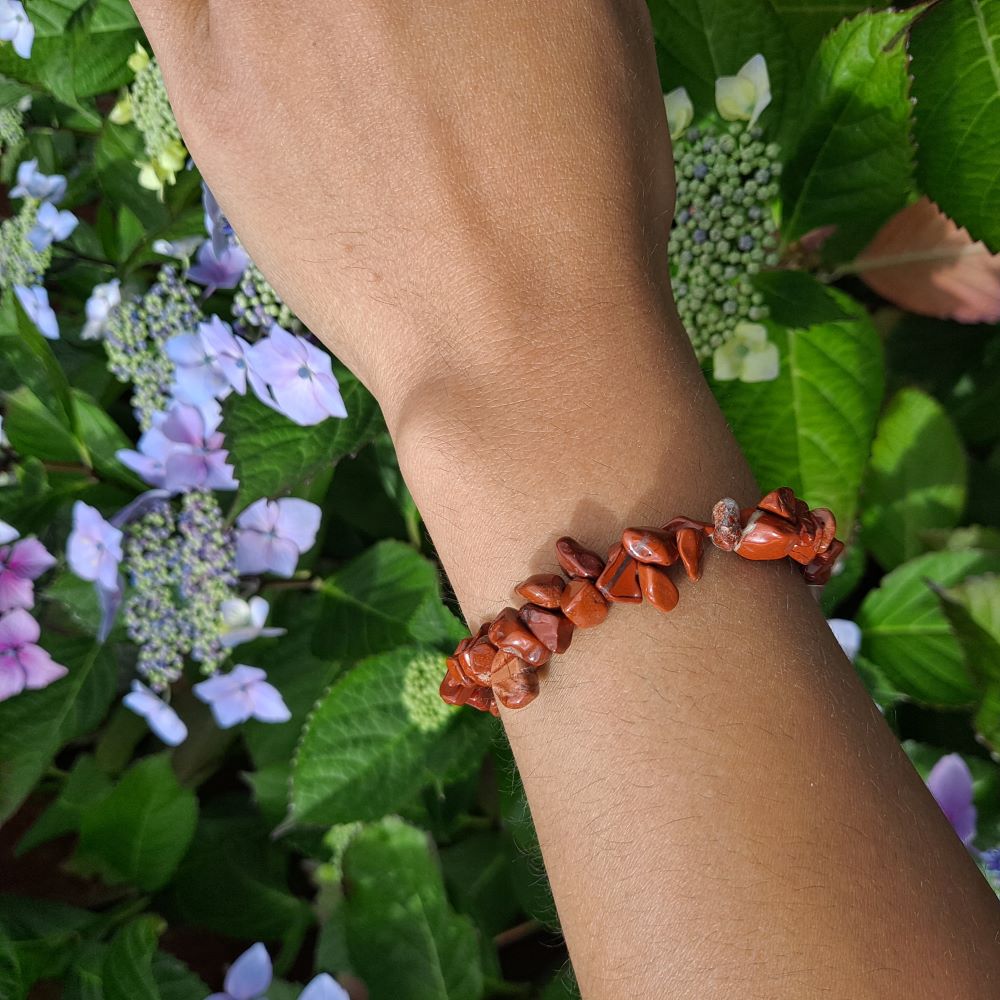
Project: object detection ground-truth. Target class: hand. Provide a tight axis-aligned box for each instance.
[130,0,676,417]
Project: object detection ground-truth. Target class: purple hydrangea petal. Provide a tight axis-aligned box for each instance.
[271,498,322,554]
[247,679,291,723]
[299,973,350,1000]
[97,582,123,643]
[8,537,56,579]
[0,608,40,647]
[203,451,239,492]
[187,240,249,291]
[0,658,26,701]
[117,449,166,489]
[14,285,59,340]
[123,682,188,746]
[19,643,67,689]
[222,943,272,1000]
[236,498,278,535]
[927,753,978,845]
[0,2,35,61]
[0,572,34,612]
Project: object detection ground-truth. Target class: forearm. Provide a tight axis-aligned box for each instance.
[388,306,1000,998]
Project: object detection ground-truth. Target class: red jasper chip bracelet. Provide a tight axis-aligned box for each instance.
[439,487,845,716]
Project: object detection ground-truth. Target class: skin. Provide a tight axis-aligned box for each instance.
[131,1,1000,996]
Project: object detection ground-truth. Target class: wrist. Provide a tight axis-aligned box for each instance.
[385,304,758,624]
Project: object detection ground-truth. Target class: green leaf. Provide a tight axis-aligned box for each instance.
[781,8,918,260]
[935,574,1000,690]
[292,646,471,825]
[712,276,884,530]
[857,549,1000,706]
[2,384,82,464]
[440,830,521,939]
[750,270,853,327]
[861,388,968,570]
[315,539,461,660]
[72,389,146,490]
[24,0,88,37]
[343,817,484,1000]
[76,755,197,891]
[150,952,208,1000]
[17,754,112,854]
[910,0,1000,252]
[0,638,116,823]
[649,0,797,135]
[2,287,78,428]
[0,897,98,996]
[102,917,163,1000]
[224,370,381,509]
[161,814,311,941]
[885,316,1000,449]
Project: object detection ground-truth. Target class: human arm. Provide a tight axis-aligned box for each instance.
[130,1,1000,995]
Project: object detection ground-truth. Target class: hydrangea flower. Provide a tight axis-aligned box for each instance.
[152,235,203,262]
[167,317,251,405]
[0,535,56,612]
[66,501,124,592]
[663,86,693,140]
[81,280,121,341]
[300,974,350,1000]
[668,108,780,360]
[207,942,272,1000]
[0,0,33,59]
[27,201,78,253]
[121,46,188,197]
[716,54,771,129]
[14,285,59,340]
[926,753,977,846]
[0,609,67,701]
[186,240,249,294]
[123,680,188,746]
[176,491,237,672]
[203,183,234,259]
[118,401,238,494]
[233,262,302,334]
[248,326,347,426]
[234,498,322,577]
[828,618,861,662]
[103,266,202,430]
[10,159,66,203]
[712,322,779,383]
[194,665,291,728]
[220,596,286,648]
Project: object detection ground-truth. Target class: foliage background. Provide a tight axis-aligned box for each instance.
[1,0,1000,997]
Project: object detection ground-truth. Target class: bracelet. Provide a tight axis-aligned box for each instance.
[439,487,844,716]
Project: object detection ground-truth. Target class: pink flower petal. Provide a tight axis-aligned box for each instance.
[858,198,1000,324]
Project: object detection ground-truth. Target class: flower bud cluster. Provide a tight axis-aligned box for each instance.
[177,491,237,674]
[0,104,23,152]
[123,492,237,689]
[233,262,303,336]
[103,267,202,429]
[123,499,186,690]
[112,47,187,195]
[0,200,51,291]
[669,121,781,360]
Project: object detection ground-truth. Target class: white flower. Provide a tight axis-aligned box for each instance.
[715,54,771,129]
[81,280,121,341]
[712,321,779,383]
[663,87,693,140]
[828,619,862,663]
[220,596,286,648]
